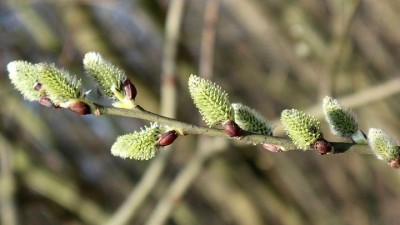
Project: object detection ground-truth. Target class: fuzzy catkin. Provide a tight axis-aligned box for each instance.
[188,74,233,126]
[281,109,321,149]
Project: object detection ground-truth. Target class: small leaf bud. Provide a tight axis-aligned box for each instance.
[313,138,332,155]
[34,82,43,92]
[157,130,178,146]
[123,78,137,100]
[66,100,92,115]
[38,97,57,108]
[223,120,243,137]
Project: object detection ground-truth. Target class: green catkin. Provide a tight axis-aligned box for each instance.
[281,109,321,149]
[7,61,42,101]
[368,128,399,163]
[111,123,160,160]
[232,103,272,135]
[188,74,233,126]
[37,63,82,106]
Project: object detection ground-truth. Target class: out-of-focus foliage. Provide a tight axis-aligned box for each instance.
[1,0,400,224]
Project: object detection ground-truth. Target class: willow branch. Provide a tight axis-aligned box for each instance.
[96,105,373,154]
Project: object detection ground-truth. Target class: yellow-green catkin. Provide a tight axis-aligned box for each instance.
[111,123,160,160]
[37,63,82,107]
[281,109,321,149]
[83,52,135,109]
[232,103,272,135]
[188,74,233,126]
[7,61,42,101]
[83,52,125,98]
[323,96,367,144]
[368,128,399,163]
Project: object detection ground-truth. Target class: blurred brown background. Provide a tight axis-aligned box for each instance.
[1,0,400,225]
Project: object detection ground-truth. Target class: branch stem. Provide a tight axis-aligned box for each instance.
[96,105,373,155]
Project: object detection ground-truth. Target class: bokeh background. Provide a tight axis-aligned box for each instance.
[1,0,400,224]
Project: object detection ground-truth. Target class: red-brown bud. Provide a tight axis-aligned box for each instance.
[223,120,243,137]
[390,159,400,169]
[158,130,178,146]
[313,138,332,155]
[67,101,91,115]
[123,79,137,100]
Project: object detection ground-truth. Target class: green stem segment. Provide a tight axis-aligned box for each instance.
[96,105,374,155]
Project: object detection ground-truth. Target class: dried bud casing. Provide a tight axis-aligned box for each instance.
[123,79,137,100]
[34,82,43,92]
[223,120,243,137]
[390,160,400,169]
[67,101,91,115]
[158,130,178,146]
[262,143,282,152]
[38,97,57,108]
[313,138,332,155]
